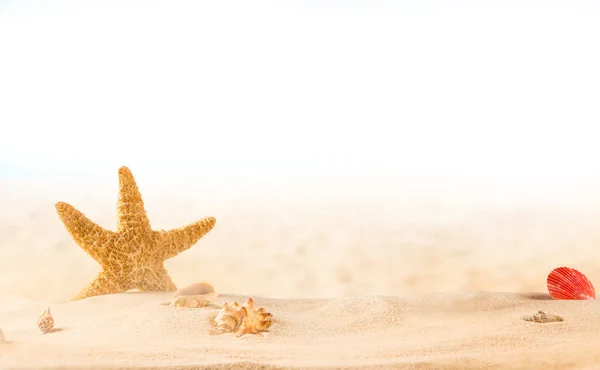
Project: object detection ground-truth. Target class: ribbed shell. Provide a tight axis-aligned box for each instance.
[37,307,55,334]
[547,267,596,301]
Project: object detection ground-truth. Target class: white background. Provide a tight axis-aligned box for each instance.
[1,0,599,201]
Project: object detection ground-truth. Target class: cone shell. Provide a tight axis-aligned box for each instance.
[547,267,596,301]
[214,297,272,336]
[37,307,55,334]
[172,282,218,301]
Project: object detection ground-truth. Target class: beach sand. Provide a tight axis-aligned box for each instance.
[1,178,600,369]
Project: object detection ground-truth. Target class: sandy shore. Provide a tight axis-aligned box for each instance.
[1,291,600,369]
[2,179,600,368]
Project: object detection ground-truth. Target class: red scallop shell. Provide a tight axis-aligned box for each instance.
[547,267,596,300]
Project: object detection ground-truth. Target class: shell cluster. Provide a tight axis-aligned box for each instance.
[547,267,596,301]
[169,282,218,308]
[214,297,273,336]
[522,310,564,323]
[37,307,55,334]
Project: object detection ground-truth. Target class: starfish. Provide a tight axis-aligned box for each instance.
[55,166,216,301]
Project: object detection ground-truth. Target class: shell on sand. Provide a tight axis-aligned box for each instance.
[37,307,55,334]
[522,311,564,323]
[172,282,218,301]
[215,302,246,333]
[214,297,273,337]
[241,297,273,334]
[547,267,596,301]
[170,295,210,308]
[0,328,5,342]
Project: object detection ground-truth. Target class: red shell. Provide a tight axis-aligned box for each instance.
[547,267,596,300]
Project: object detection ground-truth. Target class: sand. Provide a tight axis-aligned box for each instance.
[1,291,599,369]
[2,178,600,369]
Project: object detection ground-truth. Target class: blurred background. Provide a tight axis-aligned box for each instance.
[1,0,600,301]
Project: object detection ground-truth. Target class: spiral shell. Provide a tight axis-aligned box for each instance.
[240,297,273,335]
[37,307,54,334]
[215,302,245,333]
[214,297,273,336]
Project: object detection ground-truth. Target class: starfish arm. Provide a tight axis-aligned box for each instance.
[134,265,178,292]
[157,216,216,260]
[55,202,116,263]
[71,271,125,301]
[116,166,151,233]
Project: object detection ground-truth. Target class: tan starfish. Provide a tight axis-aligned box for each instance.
[55,166,216,301]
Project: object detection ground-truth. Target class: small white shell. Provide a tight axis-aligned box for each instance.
[173,282,218,301]
[0,328,5,342]
[165,282,218,307]
[522,310,564,323]
[37,307,54,334]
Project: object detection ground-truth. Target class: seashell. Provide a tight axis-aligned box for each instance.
[0,328,5,342]
[547,267,596,301]
[37,307,54,334]
[165,282,218,308]
[214,297,273,337]
[170,295,210,308]
[215,302,245,333]
[239,297,273,335]
[522,310,564,323]
[172,282,218,301]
